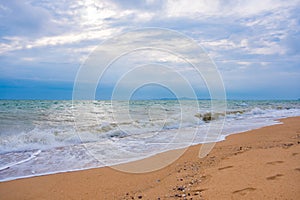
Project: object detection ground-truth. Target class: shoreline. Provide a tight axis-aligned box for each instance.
[0,117,282,182]
[0,117,299,199]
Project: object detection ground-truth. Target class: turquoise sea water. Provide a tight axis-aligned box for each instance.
[0,100,299,181]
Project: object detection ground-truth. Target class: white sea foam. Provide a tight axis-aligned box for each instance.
[0,150,41,171]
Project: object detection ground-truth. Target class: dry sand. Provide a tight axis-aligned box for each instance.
[0,117,299,199]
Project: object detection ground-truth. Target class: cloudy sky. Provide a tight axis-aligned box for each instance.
[0,0,299,100]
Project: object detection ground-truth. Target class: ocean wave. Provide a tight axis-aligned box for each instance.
[0,100,300,181]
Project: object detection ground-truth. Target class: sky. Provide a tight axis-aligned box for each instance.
[0,0,300,100]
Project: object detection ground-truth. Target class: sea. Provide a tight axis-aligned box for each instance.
[0,100,300,181]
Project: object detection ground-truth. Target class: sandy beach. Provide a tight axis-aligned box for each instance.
[0,117,299,200]
[2,0,300,199]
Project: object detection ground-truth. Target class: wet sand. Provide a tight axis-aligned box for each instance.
[0,117,299,199]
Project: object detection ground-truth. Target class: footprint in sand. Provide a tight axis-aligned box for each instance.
[266,161,284,165]
[232,187,256,196]
[294,168,300,172]
[192,188,207,193]
[218,165,233,170]
[266,174,284,180]
[292,152,298,156]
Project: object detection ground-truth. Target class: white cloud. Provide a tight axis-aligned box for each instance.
[165,0,220,17]
[0,28,121,54]
[165,0,299,18]
[201,39,238,51]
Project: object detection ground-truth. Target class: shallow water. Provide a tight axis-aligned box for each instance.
[0,100,299,181]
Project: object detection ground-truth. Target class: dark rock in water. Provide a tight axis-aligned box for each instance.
[202,112,226,122]
[202,113,213,122]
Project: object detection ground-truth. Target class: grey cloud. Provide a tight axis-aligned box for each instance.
[0,0,58,37]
